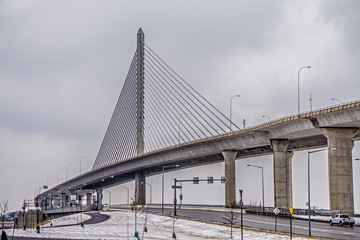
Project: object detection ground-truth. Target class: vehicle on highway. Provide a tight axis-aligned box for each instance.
[330,214,355,227]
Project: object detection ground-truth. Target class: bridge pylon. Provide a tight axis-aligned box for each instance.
[135,28,146,204]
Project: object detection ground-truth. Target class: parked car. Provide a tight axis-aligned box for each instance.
[330,214,355,227]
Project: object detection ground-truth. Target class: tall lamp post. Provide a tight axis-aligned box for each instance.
[79,156,86,175]
[307,148,335,236]
[66,163,72,181]
[178,113,187,145]
[330,98,341,105]
[104,190,111,207]
[146,183,152,204]
[230,95,240,132]
[247,164,264,212]
[119,186,129,205]
[47,175,52,187]
[262,115,271,122]
[298,66,311,115]
[162,165,179,213]
[57,169,63,185]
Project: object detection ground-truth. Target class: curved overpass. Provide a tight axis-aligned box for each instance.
[37,100,360,215]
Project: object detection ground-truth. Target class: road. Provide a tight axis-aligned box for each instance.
[148,207,360,240]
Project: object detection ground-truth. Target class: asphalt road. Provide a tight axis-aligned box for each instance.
[151,207,360,240]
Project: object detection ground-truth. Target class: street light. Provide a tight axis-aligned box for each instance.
[57,169,63,185]
[298,66,311,115]
[119,186,129,205]
[104,190,111,207]
[307,147,335,236]
[162,164,180,213]
[262,115,271,122]
[47,175,52,187]
[230,95,240,132]
[146,183,152,204]
[178,113,187,145]
[79,156,86,175]
[66,163,72,181]
[330,98,341,105]
[247,164,264,212]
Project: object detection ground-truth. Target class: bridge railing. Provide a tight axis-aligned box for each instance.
[244,98,360,132]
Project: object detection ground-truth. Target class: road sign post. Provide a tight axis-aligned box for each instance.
[289,205,293,240]
[273,207,280,231]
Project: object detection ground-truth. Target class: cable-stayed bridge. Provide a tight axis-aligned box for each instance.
[36,29,360,217]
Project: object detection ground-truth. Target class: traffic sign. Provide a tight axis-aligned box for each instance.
[273,207,280,215]
[289,205,293,216]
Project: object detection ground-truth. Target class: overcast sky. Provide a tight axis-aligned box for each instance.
[1,0,360,212]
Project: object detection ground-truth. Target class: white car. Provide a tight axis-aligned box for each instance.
[330,214,355,227]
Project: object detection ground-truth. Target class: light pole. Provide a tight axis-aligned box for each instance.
[262,115,271,122]
[162,164,179,213]
[66,163,72,181]
[146,183,152,204]
[230,95,240,132]
[104,190,111,207]
[79,156,86,175]
[178,113,187,145]
[307,148,335,236]
[247,164,264,211]
[298,66,311,115]
[47,175,52,187]
[239,189,243,240]
[330,98,341,105]
[119,186,129,205]
[57,169,62,185]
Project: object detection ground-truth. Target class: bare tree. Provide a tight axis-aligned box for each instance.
[141,207,150,240]
[0,201,10,239]
[130,190,144,240]
[222,201,238,240]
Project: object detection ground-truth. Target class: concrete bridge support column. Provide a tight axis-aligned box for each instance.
[49,194,53,210]
[223,150,237,207]
[52,195,60,209]
[271,139,294,209]
[60,193,66,208]
[86,192,93,208]
[322,128,359,216]
[96,189,103,210]
[135,171,146,205]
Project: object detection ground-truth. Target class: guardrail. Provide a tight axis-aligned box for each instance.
[116,203,341,216]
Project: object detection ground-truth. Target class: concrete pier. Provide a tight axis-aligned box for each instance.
[86,192,93,207]
[223,150,237,206]
[271,139,293,209]
[322,128,359,216]
[135,171,146,205]
[96,189,103,210]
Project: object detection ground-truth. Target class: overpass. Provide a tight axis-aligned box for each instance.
[36,29,360,216]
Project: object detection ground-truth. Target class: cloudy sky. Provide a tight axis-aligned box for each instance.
[1,0,360,212]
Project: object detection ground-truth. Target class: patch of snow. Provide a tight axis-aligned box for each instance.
[43,212,92,227]
[11,210,313,239]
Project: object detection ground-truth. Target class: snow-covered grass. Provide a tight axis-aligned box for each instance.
[43,213,92,227]
[11,210,317,239]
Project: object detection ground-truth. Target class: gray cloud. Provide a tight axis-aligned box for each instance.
[1,0,359,211]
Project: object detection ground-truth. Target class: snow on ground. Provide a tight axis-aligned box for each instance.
[12,210,316,239]
[43,213,92,227]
